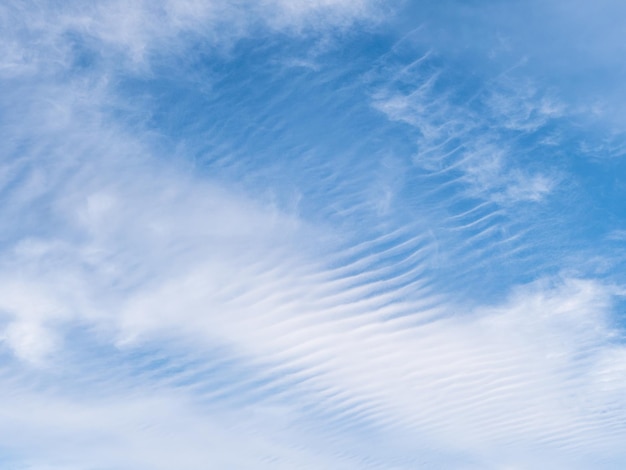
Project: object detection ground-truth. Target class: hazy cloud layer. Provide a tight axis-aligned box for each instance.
[1,1,626,469]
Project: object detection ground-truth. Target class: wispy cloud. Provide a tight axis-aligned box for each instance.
[1,1,626,469]
[370,52,561,207]
[0,0,383,77]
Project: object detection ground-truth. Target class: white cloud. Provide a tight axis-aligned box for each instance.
[370,55,559,207]
[1,80,622,465]
[0,384,354,470]
[4,181,625,465]
[0,0,382,76]
[2,321,57,365]
[1,83,624,458]
[1,1,626,468]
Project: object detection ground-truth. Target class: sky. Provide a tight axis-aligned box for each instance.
[1,1,626,468]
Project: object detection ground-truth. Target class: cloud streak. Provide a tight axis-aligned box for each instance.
[1,1,626,469]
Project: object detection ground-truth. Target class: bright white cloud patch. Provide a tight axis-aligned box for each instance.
[1,1,626,469]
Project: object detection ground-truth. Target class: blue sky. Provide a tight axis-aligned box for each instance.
[1,1,626,468]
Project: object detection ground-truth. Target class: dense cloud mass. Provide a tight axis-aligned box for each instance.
[1,1,626,469]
